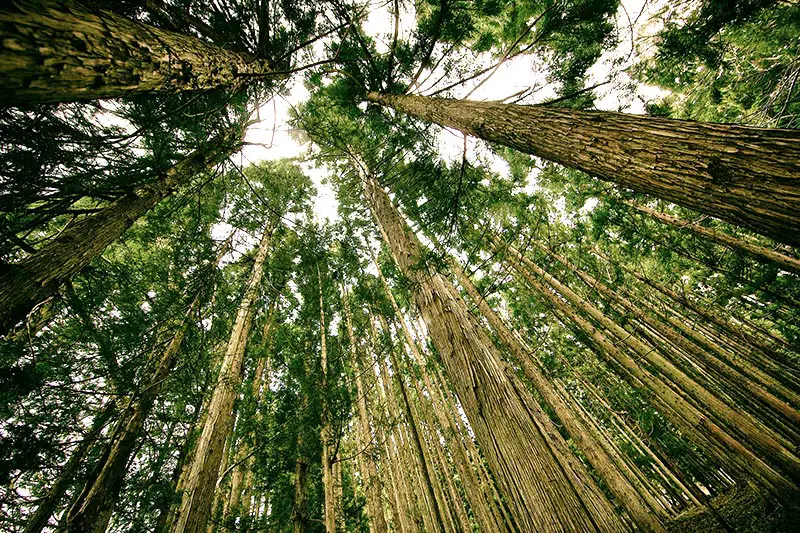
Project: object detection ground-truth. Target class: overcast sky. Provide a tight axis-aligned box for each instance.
[238,0,671,227]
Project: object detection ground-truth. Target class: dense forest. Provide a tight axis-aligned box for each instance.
[1,0,799,532]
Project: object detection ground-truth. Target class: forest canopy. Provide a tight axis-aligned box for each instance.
[0,1,799,532]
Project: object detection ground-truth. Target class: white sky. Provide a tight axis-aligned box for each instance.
[234,0,672,231]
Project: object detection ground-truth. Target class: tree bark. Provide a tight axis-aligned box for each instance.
[0,0,280,106]
[367,92,800,246]
[0,132,240,336]
[22,402,115,533]
[171,223,273,533]
[65,241,229,533]
[627,202,800,275]
[356,159,628,533]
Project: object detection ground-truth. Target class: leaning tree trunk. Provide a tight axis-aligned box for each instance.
[170,222,273,533]
[356,159,628,533]
[0,0,280,106]
[65,240,228,533]
[625,201,800,275]
[366,92,800,246]
[22,402,115,533]
[0,130,240,336]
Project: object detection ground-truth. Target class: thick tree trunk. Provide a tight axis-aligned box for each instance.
[171,223,273,533]
[65,241,228,533]
[367,92,800,246]
[357,161,628,532]
[292,454,309,533]
[0,0,280,106]
[0,132,239,335]
[22,403,115,533]
[628,202,800,275]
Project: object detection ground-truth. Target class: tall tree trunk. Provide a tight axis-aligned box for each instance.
[494,237,798,498]
[65,240,229,533]
[367,92,800,246]
[318,265,337,533]
[171,222,274,533]
[378,316,447,533]
[342,285,389,533]
[627,201,800,275]
[0,0,280,106]
[356,160,628,533]
[22,402,115,533]
[0,132,240,335]
[447,253,668,532]
[292,454,309,533]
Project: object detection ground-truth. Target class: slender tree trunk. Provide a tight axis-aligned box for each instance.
[22,403,115,533]
[171,223,273,533]
[0,0,281,106]
[318,265,337,533]
[0,133,240,335]
[495,237,798,498]
[367,92,800,246]
[342,285,389,533]
[627,202,800,274]
[447,253,668,532]
[292,454,309,533]
[356,159,628,533]
[65,240,229,533]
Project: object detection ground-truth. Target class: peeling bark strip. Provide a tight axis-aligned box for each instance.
[0,133,238,336]
[367,92,800,247]
[0,0,279,106]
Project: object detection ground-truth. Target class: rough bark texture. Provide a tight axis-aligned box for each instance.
[171,224,273,533]
[358,162,628,532]
[0,133,238,335]
[367,92,800,246]
[22,403,115,533]
[0,0,279,105]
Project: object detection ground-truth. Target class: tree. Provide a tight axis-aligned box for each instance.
[0,126,243,336]
[366,91,800,246]
[0,0,283,106]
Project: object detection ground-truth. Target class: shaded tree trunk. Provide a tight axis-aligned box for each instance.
[318,265,337,533]
[171,223,274,533]
[356,158,628,533]
[65,240,229,533]
[22,402,115,533]
[0,132,240,335]
[0,0,280,106]
[367,92,800,246]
